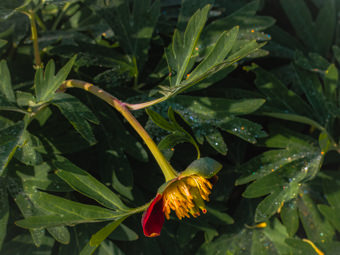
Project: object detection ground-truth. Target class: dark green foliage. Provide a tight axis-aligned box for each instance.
[1,0,340,254]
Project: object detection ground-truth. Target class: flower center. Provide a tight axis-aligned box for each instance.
[162,175,213,220]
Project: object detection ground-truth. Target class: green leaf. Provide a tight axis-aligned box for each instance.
[0,59,15,102]
[254,181,299,222]
[236,126,321,185]
[51,93,98,145]
[280,200,299,236]
[171,96,265,119]
[180,157,222,178]
[238,127,323,222]
[30,191,123,222]
[14,132,43,166]
[315,0,336,55]
[177,0,213,30]
[250,64,314,118]
[35,55,76,102]
[80,217,127,255]
[0,94,21,113]
[147,107,200,158]
[158,133,191,158]
[94,0,160,69]
[187,65,236,92]
[16,91,35,107]
[16,214,99,229]
[201,1,274,48]
[260,112,324,131]
[0,178,9,250]
[165,5,210,86]
[293,66,329,124]
[146,108,176,132]
[217,117,267,144]
[318,171,340,232]
[8,177,46,247]
[54,159,129,211]
[280,0,316,51]
[47,226,70,244]
[1,234,54,255]
[324,64,338,102]
[318,205,340,232]
[286,238,323,255]
[186,26,239,83]
[0,121,25,175]
[242,173,284,198]
[106,150,134,200]
[262,218,292,253]
[225,40,267,63]
[298,192,335,243]
[204,127,228,155]
[90,217,127,246]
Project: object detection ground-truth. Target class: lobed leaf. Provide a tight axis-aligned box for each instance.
[165,5,210,87]
[35,55,76,103]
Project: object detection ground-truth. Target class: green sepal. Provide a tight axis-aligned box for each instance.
[157,178,177,194]
[180,157,222,178]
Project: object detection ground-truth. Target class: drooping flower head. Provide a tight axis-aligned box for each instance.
[142,157,222,237]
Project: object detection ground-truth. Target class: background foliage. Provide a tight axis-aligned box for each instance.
[0,0,340,254]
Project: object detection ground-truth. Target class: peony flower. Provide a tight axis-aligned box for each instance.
[141,157,222,237]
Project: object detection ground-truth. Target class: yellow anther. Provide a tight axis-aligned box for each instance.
[162,175,212,220]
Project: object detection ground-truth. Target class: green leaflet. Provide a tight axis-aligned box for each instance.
[51,93,99,145]
[35,55,76,103]
[166,5,210,87]
[93,0,160,70]
[54,158,129,211]
[80,217,127,255]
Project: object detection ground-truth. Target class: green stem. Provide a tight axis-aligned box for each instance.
[61,80,178,182]
[23,11,42,67]
[125,97,168,110]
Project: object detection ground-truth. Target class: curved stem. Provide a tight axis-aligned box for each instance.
[61,80,178,182]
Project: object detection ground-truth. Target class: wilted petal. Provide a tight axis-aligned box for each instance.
[141,194,164,237]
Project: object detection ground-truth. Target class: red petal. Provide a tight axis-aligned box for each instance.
[141,194,164,237]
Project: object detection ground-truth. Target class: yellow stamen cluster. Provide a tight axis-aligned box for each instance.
[162,175,213,220]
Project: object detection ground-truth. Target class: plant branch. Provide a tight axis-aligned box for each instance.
[61,79,178,182]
